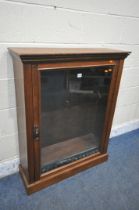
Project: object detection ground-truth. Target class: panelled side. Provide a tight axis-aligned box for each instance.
[23,64,35,183]
[10,53,29,179]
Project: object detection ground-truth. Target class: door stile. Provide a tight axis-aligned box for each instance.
[100,60,124,153]
[32,64,41,180]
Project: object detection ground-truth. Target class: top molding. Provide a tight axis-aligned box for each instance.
[8,47,130,64]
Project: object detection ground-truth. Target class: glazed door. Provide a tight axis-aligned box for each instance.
[39,66,113,173]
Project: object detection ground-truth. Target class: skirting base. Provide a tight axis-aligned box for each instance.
[1,121,139,180]
[19,153,108,194]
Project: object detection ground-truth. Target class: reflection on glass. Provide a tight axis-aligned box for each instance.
[40,66,113,172]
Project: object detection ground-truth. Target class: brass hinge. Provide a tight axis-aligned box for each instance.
[33,126,40,140]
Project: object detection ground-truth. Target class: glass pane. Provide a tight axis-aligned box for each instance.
[40,66,113,173]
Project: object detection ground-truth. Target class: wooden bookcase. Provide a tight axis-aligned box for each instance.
[9,48,130,194]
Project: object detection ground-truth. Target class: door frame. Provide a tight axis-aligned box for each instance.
[30,59,123,181]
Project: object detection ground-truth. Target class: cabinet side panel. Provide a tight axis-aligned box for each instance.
[23,64,35,183]
[11,54,28,179]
